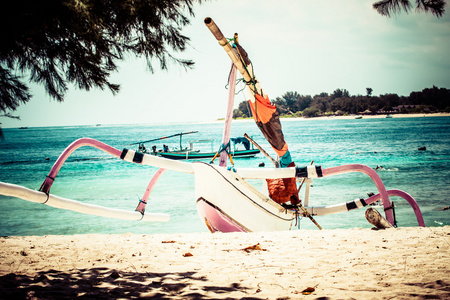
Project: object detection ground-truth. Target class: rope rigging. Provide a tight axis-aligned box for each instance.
[223,36,263,129]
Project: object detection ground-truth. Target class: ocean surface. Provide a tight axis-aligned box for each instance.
[1,116,449,236]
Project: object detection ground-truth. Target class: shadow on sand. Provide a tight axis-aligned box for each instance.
[0,267,264,299]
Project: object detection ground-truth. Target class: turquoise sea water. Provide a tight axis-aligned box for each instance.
[1,116,449,236]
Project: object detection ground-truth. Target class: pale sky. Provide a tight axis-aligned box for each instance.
[2,0,450,128]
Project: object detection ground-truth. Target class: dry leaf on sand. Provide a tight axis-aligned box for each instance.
[242,243,266,253]
[300,284,318,295]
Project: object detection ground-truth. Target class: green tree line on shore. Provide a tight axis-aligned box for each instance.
[233,86,450,119]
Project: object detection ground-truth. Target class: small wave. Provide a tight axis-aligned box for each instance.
[374,166,399,172]
[0,156,115,166]
[68,157,115,163]
[0,159,51,166]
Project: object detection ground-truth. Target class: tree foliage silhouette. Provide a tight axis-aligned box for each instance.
[0,0,203,115]
[373,0,446,17]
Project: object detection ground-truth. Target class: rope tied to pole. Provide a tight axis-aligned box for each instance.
[210,141,232,164]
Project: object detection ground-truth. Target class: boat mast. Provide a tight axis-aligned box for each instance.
[204,18,263,96]
[205,17,292,168]
[129,131,198,146]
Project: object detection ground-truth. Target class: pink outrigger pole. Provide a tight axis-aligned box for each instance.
[322,165,425,227]
[135,168,166,214]
[38,137,168,217]
[40,138,122,194]
[219,64,237,167]
[0,137,171,222]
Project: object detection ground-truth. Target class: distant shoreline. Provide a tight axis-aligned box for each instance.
[4,113,448,129]
[209,112,450,124]
[284,112,450,121]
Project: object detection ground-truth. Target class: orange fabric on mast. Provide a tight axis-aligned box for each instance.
[248,94,288,157]
[273,141,289,157]
[249,94,276,123]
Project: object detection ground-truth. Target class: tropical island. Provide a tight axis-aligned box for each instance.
[232,85,450,119]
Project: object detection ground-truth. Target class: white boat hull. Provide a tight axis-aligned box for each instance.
[192,162,295,232]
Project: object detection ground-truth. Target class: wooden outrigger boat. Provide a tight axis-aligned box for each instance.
[159,137,260,160]
[130,131,260,160]
[130,131,199,155]
[0,18,426,232]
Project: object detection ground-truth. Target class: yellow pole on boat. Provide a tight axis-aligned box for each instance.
[210,152,220,164]
[228,153,235,166]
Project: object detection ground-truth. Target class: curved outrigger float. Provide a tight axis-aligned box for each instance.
[0,18,425,232]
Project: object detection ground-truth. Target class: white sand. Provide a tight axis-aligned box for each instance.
[1,226,449,299]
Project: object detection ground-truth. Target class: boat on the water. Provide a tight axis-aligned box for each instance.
[131,131,260,160]
[131,131,198,155]
[159,137,260,160]
[0,18,426,233]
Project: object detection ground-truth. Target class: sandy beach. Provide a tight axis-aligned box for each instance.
[1,226,449,299]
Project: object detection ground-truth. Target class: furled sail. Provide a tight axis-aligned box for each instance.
[248,93,292,168]
[204,18,292,168]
